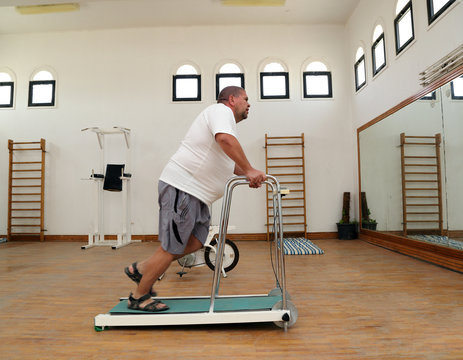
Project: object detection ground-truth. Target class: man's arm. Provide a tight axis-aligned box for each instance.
[215,133,266,188]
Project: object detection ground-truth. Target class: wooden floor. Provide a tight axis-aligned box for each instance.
[1,239,463,359]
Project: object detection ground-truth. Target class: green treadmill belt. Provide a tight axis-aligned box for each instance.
[110,295,282,314]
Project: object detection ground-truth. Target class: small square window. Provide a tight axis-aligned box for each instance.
[427,0,456,24]
[216,73,244,99]
[28,80,56,107]
[173,75,201,102]
[0,82,14,108]
[354,56,366,91]
[395,1,415,54]
[303,71,332,98]
[420,91,436,100]
[260,72,289,99]
[450,76,463,100]
[372,34,386,76]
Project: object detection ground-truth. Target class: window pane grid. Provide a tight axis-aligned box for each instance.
[355,56,366,91]
[372,34,386,76]
[28,80,55,107]
[0,81,14,108]
[427,0,456,24]
[394,1,415,54]
[172,75,201,102]
[420,91,437,100]
[450,76,463,99]
[303,71,332,98]
[216,73,244,99]
[260,72,289,99]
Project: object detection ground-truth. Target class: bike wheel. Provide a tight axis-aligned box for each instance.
[204,238,239,273]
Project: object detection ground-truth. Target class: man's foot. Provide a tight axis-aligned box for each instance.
[124,263,158,296]
[127,293,169,312]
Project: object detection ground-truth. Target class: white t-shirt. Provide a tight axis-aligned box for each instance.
[160,103,238,206]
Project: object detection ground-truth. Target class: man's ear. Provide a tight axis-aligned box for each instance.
[228,95,235,106]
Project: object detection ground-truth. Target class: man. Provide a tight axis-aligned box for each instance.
[124,86,266,311]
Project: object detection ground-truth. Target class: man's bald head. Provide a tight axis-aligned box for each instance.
[217,86,245,104]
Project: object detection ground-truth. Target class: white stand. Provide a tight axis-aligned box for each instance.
[81,127,140,250]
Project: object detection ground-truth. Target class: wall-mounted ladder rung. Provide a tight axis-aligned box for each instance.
[9,232,41,236]
[405,220,441,223]
[404,156,437,159]
[405,188,438,191]
[12,161,42,164]
[267,165,303,168]
[405,195,439,200]
[265,143,304,146]
[12,169,42,172]
[404,172,438,175]
[11,200,41,203]
[403,142,437,146]
[405,203,439,206]
[8,139,46,242]
[12,177,42,180]
[267,173,303,176]
[400,133,442,237]
[267,156,303,160]
[265,133,307,240]
[268,197,305,202]
[10,224,41,227]
[404,180,437,183]
[10,208,41,211]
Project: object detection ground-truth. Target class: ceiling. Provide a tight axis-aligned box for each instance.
[0,0,360,34]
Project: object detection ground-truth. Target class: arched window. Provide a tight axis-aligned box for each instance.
[372,24,386,76]
[302,61,332,98]
[172,63,201,102]
[0,70,15,108]
[259,60,289,100]
[427,0,456,24]
[450,75,463,100]
[28,69,56,107]
[215,61,245,99]
[354,47,366,91]
[394,0,414,54]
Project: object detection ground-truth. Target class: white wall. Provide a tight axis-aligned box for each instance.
[345,0,463,220]
[347,0,463,128]
[0,24,355,237]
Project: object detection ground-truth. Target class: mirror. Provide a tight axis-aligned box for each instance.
[358,67,463,251]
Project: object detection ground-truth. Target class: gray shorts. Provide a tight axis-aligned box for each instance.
[158,181,210,255]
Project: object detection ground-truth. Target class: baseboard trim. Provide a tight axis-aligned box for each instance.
[1,232,338,242]
[359,230,463,273]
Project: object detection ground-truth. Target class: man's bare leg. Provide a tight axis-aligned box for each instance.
[129,234,203,309]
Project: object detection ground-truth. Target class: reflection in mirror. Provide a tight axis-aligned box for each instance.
[359,71,463,251]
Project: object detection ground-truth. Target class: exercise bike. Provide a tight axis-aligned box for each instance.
[176,225,239,278]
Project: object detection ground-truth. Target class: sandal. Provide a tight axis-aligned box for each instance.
[124,262,142,283]
[128,293,169,312]
[124,262,157,297]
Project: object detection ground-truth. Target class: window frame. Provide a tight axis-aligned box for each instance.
[215,73,245,99]
[302,71,333,99]
[0,81,14,108]
[354,55,366,92]
[259,71,289,100]
[172,74,202,102]
[394,0,415,55]
[28,80,56,107]
[450,76,463,100]
[420,91,437,100]
[427,0,456,24]
[372,33,387,76]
